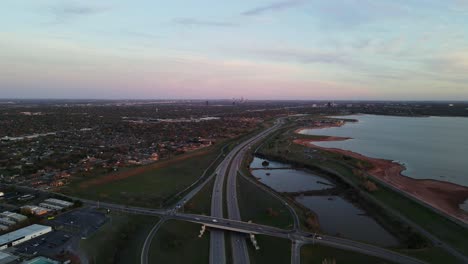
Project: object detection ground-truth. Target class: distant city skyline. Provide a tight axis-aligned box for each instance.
[1,0,468,100]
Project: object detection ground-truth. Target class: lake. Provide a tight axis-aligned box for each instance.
[250,157,332,192]
[299,115,468,187]
[249,157,398,245]
[296,196,399,246]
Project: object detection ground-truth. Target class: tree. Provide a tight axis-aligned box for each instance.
[363,180,378,192]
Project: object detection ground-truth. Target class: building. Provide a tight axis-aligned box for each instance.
[0,251,18,264]
[23,256,59,264]
[0,219,14,227]
[17,194,34,201]
[0,224,52,250]
[43,198,73,208]
[0,211,27,223]
[39,203,63,211]
[20,206,49,216]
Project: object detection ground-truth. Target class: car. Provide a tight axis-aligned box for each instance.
[316,236,322,240]
[212,219,218,223]
[195,218,200,220]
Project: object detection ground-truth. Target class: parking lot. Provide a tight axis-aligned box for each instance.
[11,207,108,259]
[47,207,108,238]
[13,230,72,258]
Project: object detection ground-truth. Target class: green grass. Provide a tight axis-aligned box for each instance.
[184,176,215,215]
[373,186,468,255]
[398,247,462,264]
[62,144,225,208]
[237,175,293,229]
[148,220,209,264]
[258,121,468,260]
[247,235,291,264]
[301,244,393,264]
[80,212,159,264]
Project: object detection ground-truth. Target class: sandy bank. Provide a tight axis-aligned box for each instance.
[293,136,468,224]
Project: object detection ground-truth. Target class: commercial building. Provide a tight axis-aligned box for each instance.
[23,256,59,264]
[0,224,52,250]
[17,194,34,201]
[0,211,27,223]
[20,206,49,216]
[0,219,14,227]
[39,203,63,211]
[43,198,73,208]
[0,251,18,264]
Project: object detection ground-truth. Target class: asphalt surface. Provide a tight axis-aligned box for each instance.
[141,217,166,264]
[291,241,302,264]
[81,196,428,264]
[225,120,282,264]
[6,118,464,264]
[315,160,468,264]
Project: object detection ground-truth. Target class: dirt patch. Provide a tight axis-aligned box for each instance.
[78,149,211,189]
[294,137,468,224]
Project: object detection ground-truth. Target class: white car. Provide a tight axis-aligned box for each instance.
[212,219,218,223]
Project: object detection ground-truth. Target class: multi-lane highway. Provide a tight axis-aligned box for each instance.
[5,118,457,264]
[225,120,283,264]
[210,119,282,264]
[78,199,426,264]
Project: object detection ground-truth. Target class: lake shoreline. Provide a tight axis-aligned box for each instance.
[294,130,468,224]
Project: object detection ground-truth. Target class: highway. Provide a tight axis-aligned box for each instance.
[311,159,468,263]
[210,120,282,264]
[291,241,302,264]
[81,201,425,264]
[176,214,426,264]
[225,120,283,264]
[2,119,448,264]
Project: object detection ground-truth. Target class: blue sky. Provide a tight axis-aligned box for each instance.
[1,0,467,100]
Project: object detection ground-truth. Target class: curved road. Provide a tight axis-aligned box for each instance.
[79,197,427,264]
[211,120,282,264]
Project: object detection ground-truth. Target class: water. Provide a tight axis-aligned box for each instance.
[300,115,468,187]
[251,168,333,192]
[250,157,291,169]
[249,157,398,245]
[296,196,399,246]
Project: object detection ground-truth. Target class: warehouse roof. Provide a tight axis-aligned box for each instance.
[0,224,51,246]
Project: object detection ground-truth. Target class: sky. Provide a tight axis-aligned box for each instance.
[1,0,468,100]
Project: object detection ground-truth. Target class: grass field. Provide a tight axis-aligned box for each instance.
[62,143,226,208]
[246,235,291,264]
[80,212,159,264]
[148,220,209,264]
[301,244,392,264]
[374,186,468,256]
[398,247,462,264]
[237,175,293,229]
[184,176,215,215]
[258,119,468,260]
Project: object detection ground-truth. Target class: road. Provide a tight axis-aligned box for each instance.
[291,241,302,264]
[225,120,283,264]
[81,201,425,264]
[141,217,166,264]
[210,120,282,264]
[239,171,300,230]
[3,118,451,264]
[312,159,468,263]
[177,214,426,264]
